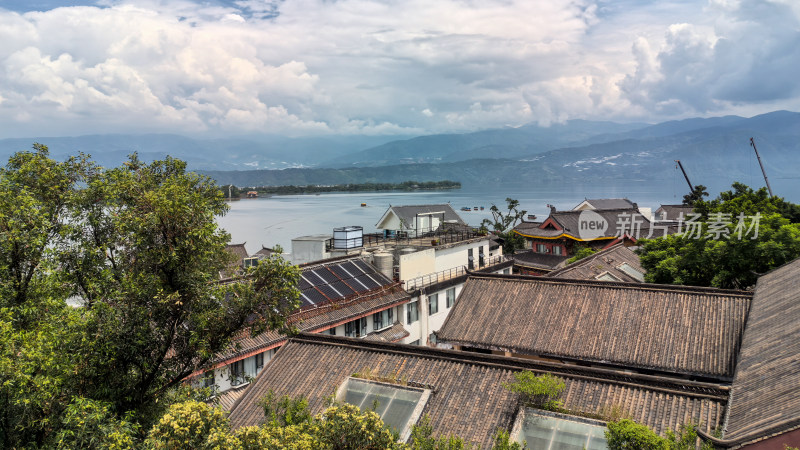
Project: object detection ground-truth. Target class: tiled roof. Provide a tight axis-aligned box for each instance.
[655,204,694,221]
[546,243,644,282]
[513,208,670,241]
[215,285,410,363]
[722,258,800,446]
[574,198,636,210]
[364,322,409,342]
[214,384,249,411]
[378,204,466,228]
[512,250,569,271]
[437,275,751,379]
[227,334,726,446]
[221,243,249,278]
[254,246,275,258]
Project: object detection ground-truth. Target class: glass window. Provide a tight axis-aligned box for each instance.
[329,326,336,335]
[373,308,393,331]
[345,317,368,337]
[202,370,215,388]
[553,246,563,255]
[338,378,429,441]
[617,262,645,282]
[516,411,608,450]
[446,287,456,308]
[428,293,439,315]
[429,333,437,345]
[536,243,547,253]
[503,268,511,275]
[229,360,245,386]
[255,352,264,370]
[406,301,419,324]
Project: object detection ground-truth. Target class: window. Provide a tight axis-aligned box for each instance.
[617,262,645,282]
[410,339,420,345]
[229,360,245,386]
[243,257,259,268]
[515,410,608,450]
[202,370,215,388]
[552,246,563,255]
[255,352,264,370]
[345,317,368,337]
[478,246,485,267]
[503,268,511,275]
[536,243,547,253]
[406,301,419,324]
[337,377,430,442]
[467,248,474,270]
[329,326,336,335]
[373,308,393,331]
[595,271,622,282]
[429,333,437,345]
[446,287,456,308]
[428,293,439,315]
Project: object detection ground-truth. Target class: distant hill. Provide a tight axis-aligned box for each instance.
[0,133,411,171]
[203,110,800,197]
[320,120,648,167]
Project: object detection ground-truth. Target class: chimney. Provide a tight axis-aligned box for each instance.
[548,204,557,214]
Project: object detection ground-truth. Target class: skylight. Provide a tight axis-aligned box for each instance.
[617,262,645,282]
[595,271,622,282]
[336,377,429,442]
[514,410,608,450]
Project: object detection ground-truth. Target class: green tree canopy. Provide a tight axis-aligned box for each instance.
[638,182,800,289]
[0,145,300,448]
[481,198,527,255]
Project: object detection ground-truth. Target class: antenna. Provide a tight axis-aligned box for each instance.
[750,138,774,197]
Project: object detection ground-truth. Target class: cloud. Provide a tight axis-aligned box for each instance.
[0,0,798,138]
[619,0,800,115]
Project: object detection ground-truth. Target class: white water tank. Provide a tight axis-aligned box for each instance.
[332,226,363,249]
[374,252,394,280]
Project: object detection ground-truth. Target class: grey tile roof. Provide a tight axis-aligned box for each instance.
[513,208,673,241]
[221,243,249,278]
[364,322,409,342]
[655,204,694,221]
[378,204,466,228]
[546,243,644,282]
[437,275,752,379]
[227,334,727,446]
[575,198,636,210]
[722,258,800,446]
[512,250,569,270]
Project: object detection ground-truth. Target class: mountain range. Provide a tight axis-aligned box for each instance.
[2,110,799,197]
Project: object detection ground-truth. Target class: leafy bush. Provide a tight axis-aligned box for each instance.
[605,419,713,450]
[144,400,239,450]
[567,247,597,264]
[258,390,312,428]
[503,372,565,410]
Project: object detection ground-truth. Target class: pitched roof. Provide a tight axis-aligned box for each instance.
[363,321,409,342]
[227,333,727,446]
[574,198,636,210]
[513,208,671,242]
[655,204,694,221]
[215,384,249,411]
[377,204,466,229]
[512,250,569,271]
[722,258,800,446]
[436,275,752,379]
[254,246,275,258]
[221,243,249,278]
[546,243,644,282]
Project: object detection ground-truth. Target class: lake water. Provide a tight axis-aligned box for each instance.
[217,181,690,254]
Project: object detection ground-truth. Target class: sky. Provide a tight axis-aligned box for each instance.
[0,0,798,138]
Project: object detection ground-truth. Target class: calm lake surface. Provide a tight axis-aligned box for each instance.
[217,181,693,254]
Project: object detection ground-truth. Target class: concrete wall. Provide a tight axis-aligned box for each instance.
[433,239,490,273]
[399,248,436,282]
[291,237,330,265]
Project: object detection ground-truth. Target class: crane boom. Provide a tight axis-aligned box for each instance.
[675,160,693,191]
[750,137,774,197]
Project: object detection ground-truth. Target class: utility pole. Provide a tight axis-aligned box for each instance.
[674,160,693,191]
[750,138,774,197]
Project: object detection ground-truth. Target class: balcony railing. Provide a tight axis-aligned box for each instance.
[325,228,486,252]
[404,254,510,291]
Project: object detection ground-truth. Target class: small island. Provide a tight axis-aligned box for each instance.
[223,180,461,198]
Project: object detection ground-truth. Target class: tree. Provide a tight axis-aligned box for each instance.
[638,183,800,289]
[682,184,709,207]
[481,198,527,255]
[566,247,597,265]
[502,372,565,411]
[605,419,713,450]
[0,146,301,447]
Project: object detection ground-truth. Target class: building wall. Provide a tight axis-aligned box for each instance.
[207,348,278,393]
[291,238,330,265]
[433,239,490,273]
[740,429,800,450]
[399,248,436,282]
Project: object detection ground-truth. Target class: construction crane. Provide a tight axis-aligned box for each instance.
[750,137,774,197]
[674,160,693,192]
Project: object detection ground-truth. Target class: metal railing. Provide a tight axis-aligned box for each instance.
[404,254,510,291]
[325,228,486,251]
